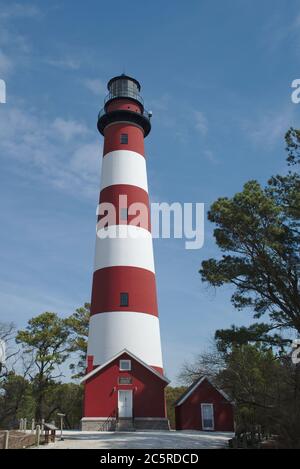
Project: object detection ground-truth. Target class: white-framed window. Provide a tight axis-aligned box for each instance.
[119,359,131,371]
[201,403,214,431]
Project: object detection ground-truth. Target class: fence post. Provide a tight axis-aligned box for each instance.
[19,418,23,431]
[3,430,9,449]
[31,419,35,433]
[36,425,41,447]
[23,418,27,432]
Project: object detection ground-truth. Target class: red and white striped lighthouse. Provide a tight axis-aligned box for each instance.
[81,75,169,431]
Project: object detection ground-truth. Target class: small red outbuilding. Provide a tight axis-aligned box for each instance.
[175,376,234,432]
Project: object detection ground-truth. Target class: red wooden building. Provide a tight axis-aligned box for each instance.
[175,376,234,432]
[81,349,169,431]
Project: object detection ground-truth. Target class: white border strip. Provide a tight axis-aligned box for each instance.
[94,225,155,272]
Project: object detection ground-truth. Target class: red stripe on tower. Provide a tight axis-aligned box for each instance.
[98,185,151,230]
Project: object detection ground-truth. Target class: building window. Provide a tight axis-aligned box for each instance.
[118,376,132,385]
[119,359,131,371]
[201,403,214,431]
[120,133,128,144]
[120,208,128,221]
[120,292,129,307]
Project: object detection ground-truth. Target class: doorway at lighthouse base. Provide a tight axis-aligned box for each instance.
[80,350,170,431]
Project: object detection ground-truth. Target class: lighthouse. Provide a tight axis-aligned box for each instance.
[81,75,169,431]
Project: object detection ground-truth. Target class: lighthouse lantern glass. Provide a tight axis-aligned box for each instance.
[109,78,140,101]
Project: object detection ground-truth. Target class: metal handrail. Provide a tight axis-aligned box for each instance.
[98,106,151,121]
[104,90,144,106]
[99,414,116,432]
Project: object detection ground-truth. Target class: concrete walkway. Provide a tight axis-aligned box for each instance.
[36,430,233,449]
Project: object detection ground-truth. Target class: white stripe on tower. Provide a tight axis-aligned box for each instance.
[87,312,163,369]
[101,150,148,192]
[94,225,155,273]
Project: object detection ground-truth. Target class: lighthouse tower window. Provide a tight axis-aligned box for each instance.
[120,133,128,144]
[120,292,129,307]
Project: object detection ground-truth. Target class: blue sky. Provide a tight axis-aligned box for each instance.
[0,0,299,384]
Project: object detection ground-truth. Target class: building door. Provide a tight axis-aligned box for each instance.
[201,403,214,430]
[118,390,133,418]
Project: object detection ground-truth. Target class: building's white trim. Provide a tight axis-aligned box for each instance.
[94,225,155,273]
[101,150,148,192]
[175,376,233,406]
[81,347,169,384]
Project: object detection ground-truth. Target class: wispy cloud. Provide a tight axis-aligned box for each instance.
[0,106,102,199]
[0,2,40,76]
[242,106,295,146]
[148,94,209,143]
[194,110,208,136]
[45,57,81,70]
[148,94,171,112]
[260,11,300,56]
[0,28,31,54]
[52,117,90,142]
[84,78,106,96]
[70,142,100,179]
[0,2,40,20]
[0,279,76,324]
[52,141,101,198]
[0,3,102,198]
[203,149,218,164]
[0,49,13,74]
